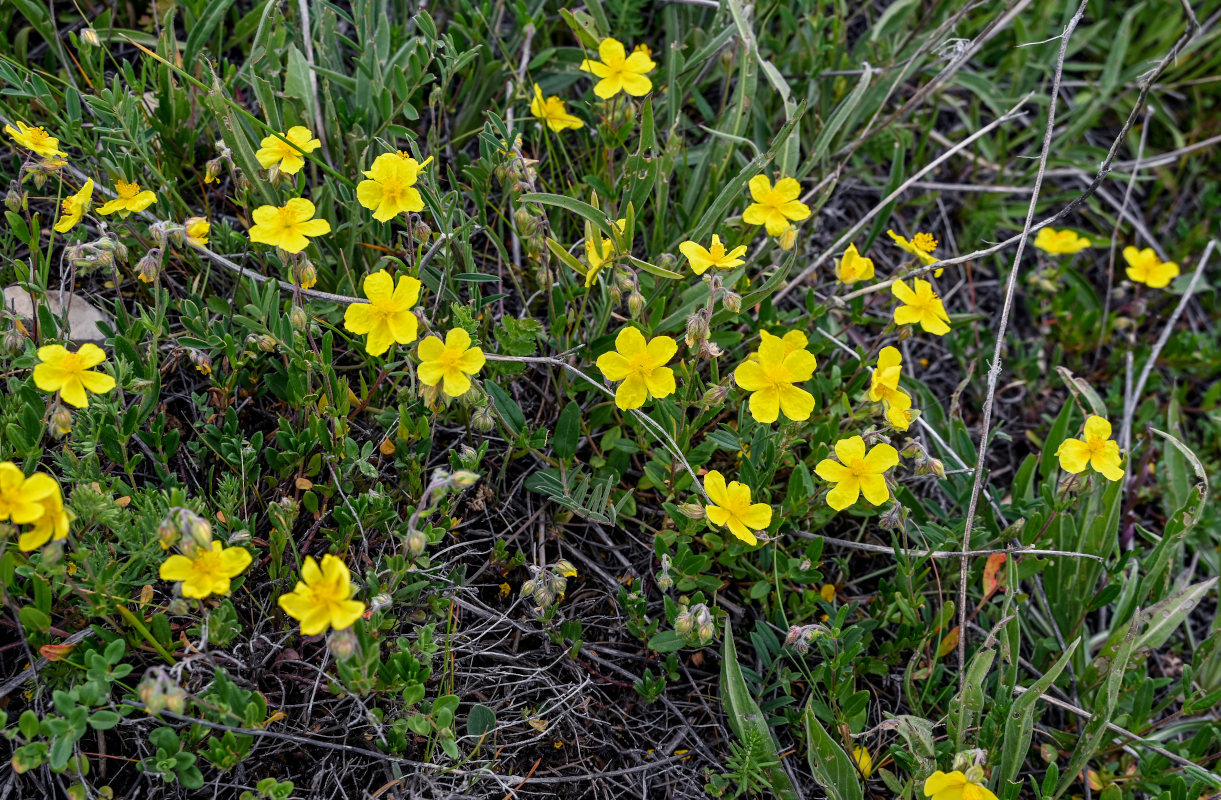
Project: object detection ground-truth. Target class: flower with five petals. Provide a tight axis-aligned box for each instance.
[417,328,487,398]
[892,278,951,335]
[743,175,810,237]
[255,126,321,175]
[97,179,156,216]
[1034,227,1091,255]
[277,554,366,636]
[248,198,331,254]
[1055,415,1124,481]
[579,38,656,99]
[679,234,747,275]
[160,541,252,599]
[595,327,677,410]
[343,270,422,356]
[733,330,817,423]
[815,436,899,511]
[53,179,93,233]
[357,152,428,222]
[1123,247,1179,289]
[33,343,116,408]
[703,470,772,546]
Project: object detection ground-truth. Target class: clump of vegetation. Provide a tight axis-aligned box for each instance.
[1,1,1219,797]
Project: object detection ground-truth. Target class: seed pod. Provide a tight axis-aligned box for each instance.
[677,502,706,520]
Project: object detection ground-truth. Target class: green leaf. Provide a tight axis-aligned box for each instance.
[554,401,580,461]
[999,639,1079,800]
[803,699,864,800]
[485,381,526,435]
[520,193,617,238]
[466,704,496,738]
[19,605,50,633]
[721,623,798,800]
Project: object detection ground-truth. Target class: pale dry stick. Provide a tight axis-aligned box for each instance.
[956,0,1089,694]
[790,532,1104,562]
[776,97,1033,303]
[1044,132,1221,177]
[1098,106,1156,367]
[295,0,332,168]
[482,352,710,501]
[1011,686,1221,786]
[836,5,1207,306]
[1119,240,1216,453]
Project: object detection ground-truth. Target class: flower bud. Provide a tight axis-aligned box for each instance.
[684,312,709,347]
[204,158,222,184]
[138,676,165,715]
[916,456,946,479]
[721,291,742,313]
[135,249,161,283]
[328,627,358,660]
[80,28,100,47]
[407,530,427,556]
[533,588,554,609]
[697,622,715,645]
[674,610,693,637]
[656,569,674,591]
[190,350,212,377]
[878,503,904,530]
[256,333,277,352]
[627,290,645,318]
[553,559,577,578]
[164,684,187,714]
[700,383,730,409]
[777,225,798,251]
[158,518,180,551]
[513,207,539,237]
[471,404,496,432]
[899,438,924,459]
[657,252,678,272]
[608,285,623,304]
[295,262,317,290]
[520,579,537,598]
[2,326,25,354]
[964,765,985,784]
[698,340,724,359]
[5,186,23,213]
[289,306,307,330]
[677,502,706,520]
[50,407,73,438]
[449,470,480,488]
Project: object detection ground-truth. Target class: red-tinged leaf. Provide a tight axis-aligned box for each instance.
[40,643,76,662]
[983,553,1008,597]
[936,627,959,659]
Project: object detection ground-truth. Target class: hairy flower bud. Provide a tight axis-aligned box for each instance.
[677,502,706,520]
[878,503,904,530]
[697,622,716,645]
[700,383,730,409]
[449,470,480,488]
[289,306,307,330]
[406,530,427,556]
[674,610,693,637]
[49,407,73,438]
[721,291,742,313]
[295,262,317,291]
[627,290,645,318]
[80,28,100,47]
[135,249,162,283]
[328,627,358,660]
[5,185,23,213]
[777,225,798,251]
[684,312,709,347]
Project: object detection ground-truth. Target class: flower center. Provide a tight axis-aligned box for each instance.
[192,549,223,580]
[912,232,938,253]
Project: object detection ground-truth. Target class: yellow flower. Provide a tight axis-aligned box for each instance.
[1034,227,1091,255]
[747,330,807,361]
[1123,247,1179,289]
[97,179,156,216]
[853,746,873,778]
[815,435,899,511]
[417,328,486,397]
[184,217,210,247]
[1055,415,1124,481]
[583,218,626,288]
[530,85,583,132]
[160,541,252,599]
[836,243,875,284]
[892,278,951,336]
[869,346,904,404]
[884,393,914,431]
[255,126,321,175]
[679,234,747,275]
[888,229,942,276]
[357,151,427,222]
[819,583,836,603]
[742,175,810,237]
[5,121,65,159]
[924,771,999,800]
[0,463,59,525]
[733,330,817,423]
[595,326,677,410]
[277,554,366,636]
[33,343,117,408]
[579,37,656,99]
[19,490,72,552]
[343,269,422,356]
[248,198,331,254]
[702,470,772,546]
[53,179,94,234]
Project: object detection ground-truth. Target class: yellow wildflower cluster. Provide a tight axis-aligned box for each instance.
[0,462,72,552]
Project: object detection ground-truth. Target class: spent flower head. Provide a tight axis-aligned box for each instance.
[888,229,942,275]
[530,85,584,132]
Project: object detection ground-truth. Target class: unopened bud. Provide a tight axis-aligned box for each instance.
[164,684,187,714]
[50,407,73,438]
[608,285,623,304]
[328,627,358,660]
[5,186,23,212]
[135,249,161,283]
[256,333,277,352]
[80,29,100,47]
[657,570,674,591]
[721,291,741,313]
[295,262,317,290]
[916,456,945,479]
[513,207,539,237]
[697,623,715,645]
[190,350,212,377]
[471,404,495,432]
[450,470,479,488]
[2,326,24,354]
[700,383,730,408]
[407,530,427,556]
[289,306,307,330]
[878,503,904,530]
[684,312,709,347]
[520,579,537,598]
[627,291,644,317]
[674,611,693,637]
[553,559,577,578]
[158,518,180,551]
[677,502,705,520]
[777,225,798,251]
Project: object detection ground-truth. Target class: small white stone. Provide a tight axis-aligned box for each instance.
[2,286,113,343]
